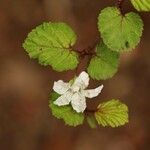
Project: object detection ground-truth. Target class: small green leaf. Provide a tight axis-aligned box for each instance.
[131,0,150,11]
[49,92,84,127]
[98,7,143,52]
[87,42,119,80]
[87,116,97,128]
[95,99,129,127]
[23,22,79,72]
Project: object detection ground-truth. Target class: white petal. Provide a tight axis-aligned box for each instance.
[53,80,70,95]
[54,91,73,106]
[84,85,104,98]
[71,84,80,92]
[71,93,86,113]
[73,71,89,90]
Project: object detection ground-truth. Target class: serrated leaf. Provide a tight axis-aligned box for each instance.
[87,116,97,128]
[98,7,143,52]
[131,0,150,11]
[23,22,79,72]
[95,99,129,127]
[87,42,119,80]
[49,92,84,127]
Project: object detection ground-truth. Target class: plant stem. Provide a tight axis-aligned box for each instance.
[117,0,125,14]
[75,40,98,75]
[85,108,97,114]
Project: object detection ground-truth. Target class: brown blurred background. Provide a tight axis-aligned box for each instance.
[0,0,150,150]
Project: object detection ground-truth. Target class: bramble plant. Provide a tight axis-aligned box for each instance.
[23,0,150,128]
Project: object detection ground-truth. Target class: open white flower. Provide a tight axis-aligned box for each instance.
[53,71,104,113]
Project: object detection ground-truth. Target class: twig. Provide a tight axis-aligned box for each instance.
[85,108,98,114]
[116,0,125,14]
[75,40,98,75]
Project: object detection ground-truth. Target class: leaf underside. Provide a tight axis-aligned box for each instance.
[131,0,150,11]
[95,99,129,127]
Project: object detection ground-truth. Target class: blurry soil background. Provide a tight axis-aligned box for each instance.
[0,0,150,150]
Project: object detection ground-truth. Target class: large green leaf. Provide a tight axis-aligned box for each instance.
[95,99,129,127]
[131,0,150,11]
[87,42,119,80]
[98,7,143,52]
[49,92,84,127]
[23,22,79,72]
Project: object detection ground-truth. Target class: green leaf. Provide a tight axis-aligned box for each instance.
[87,42,119,80]
[95,99,129,127]
[98,7,143,52]
[23,22,79,72]
[49,92,84,127]
[131,0,150,11]
[86,116,97,128]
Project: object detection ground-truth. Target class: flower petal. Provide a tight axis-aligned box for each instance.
[54,91,73,106]
[71,93,86,113]
[73,71,89,90]
[53,80,70,95]
[84,85,104,98]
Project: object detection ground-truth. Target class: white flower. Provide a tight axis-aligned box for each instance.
[53,71,104,113]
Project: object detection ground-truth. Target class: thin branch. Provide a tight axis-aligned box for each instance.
[76,42,97,56]
[116,0,125,14]
[85,108,98,114]
[75,40,98,75]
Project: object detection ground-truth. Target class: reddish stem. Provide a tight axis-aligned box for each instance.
[74,40,98,75]
[117,0,125,14]
[85,108,98,114]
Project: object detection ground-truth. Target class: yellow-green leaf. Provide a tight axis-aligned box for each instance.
[23,22,79,72]
[95,99,129,127]
[131,0,150,11]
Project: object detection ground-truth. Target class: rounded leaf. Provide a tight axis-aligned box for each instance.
[95,99,129,127]
[87,43,120,80]
[131,0,150,11]
[23,22,79,72]
[98,7,143,52]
